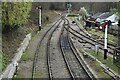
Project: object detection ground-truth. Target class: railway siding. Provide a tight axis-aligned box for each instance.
[67,18,120,79]
[68,19,115,56]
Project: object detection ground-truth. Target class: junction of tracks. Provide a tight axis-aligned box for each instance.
[15,15,120,80]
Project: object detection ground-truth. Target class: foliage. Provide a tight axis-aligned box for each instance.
[2,2,32,30]
[117,1,120,14]
[110,8,118,14]
[79,7,87,16]
[79,7,89,18]
[110,2,120,15]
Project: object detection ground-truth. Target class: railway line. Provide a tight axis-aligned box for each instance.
[60,19,95,80]
[32,16,64,79]
[46,19,64,79]
[47,19,71,79]
[66,19,116,55]
[75,20,117,48]
[31,15,96,79]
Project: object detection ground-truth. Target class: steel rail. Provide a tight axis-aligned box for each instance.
[31,16,63,80]
[46,18,64,80]
[60,19,94,80]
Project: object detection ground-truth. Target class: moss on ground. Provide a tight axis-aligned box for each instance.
[21,51,30,61]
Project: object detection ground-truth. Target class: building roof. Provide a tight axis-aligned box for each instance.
[91,13,102,19]
[106,14,117,22]
[97,12,113,19]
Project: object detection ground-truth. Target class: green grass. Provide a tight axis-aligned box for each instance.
[21,52,30,61]
[79,49,112,78]
[108,34,118,46]
[0,52,10,71]
[86,50,119,73]
[0,52,2,71]
[87,29,118,46]
[89,60,112,79]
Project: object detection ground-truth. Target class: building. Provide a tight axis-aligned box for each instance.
[85,12,118,29]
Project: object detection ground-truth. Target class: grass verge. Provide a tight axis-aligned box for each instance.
[87,29,118,46]
[79,49,113,78]
[85,50,119,73]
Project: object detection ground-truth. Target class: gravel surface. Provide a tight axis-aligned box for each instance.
[49,21,71,78]
[15,16,61,78]
[34,19,62,78]
[61,28,90,79]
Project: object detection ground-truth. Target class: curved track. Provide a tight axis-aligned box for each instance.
[75,20,116,48]
[67,19,116,54]
[32,16,96,80]
[60,19,95,80]
[32,16,63,79]
[46,18,71,79]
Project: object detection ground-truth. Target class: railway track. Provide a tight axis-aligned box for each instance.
[32,16,64,79]
[75,20,117,48]
[74,22,116,48]
[46,18,72,79]
[66,19,116,55]
[46,19,64,79]
[60,20,95,80]
[32,16,96,79]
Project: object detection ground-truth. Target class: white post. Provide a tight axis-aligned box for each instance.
[104,24,108,59]
[39,6,42,30]
[104,25,108,49]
